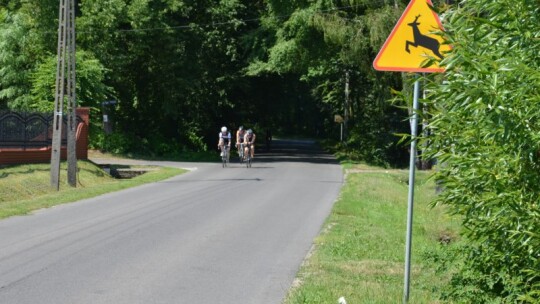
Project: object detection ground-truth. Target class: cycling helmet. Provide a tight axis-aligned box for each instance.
[239,126,244,130]
[221,126,227,132]
[247,129,253,134]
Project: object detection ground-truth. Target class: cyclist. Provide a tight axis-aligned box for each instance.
[244,129,256,159]
[218,126,231,158]
[236,126,246,159]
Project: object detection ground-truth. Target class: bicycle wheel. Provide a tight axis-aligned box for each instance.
[238,146,243,163]
[245,145,251,168]
[222,149,227,168]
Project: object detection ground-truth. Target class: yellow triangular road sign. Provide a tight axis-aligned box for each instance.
[373,0,450,73]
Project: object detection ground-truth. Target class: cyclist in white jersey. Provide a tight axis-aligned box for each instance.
[218,126,231,157]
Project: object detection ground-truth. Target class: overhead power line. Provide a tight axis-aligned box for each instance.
[51,4,366,36]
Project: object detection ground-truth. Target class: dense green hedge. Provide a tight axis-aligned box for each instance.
[423,0,540,302]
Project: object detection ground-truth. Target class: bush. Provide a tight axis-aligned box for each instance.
[423,0,540,302]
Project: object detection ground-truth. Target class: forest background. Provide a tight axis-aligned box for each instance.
[0,0,410,166]
[1,0,539,302]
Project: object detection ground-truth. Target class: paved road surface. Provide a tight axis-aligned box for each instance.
[0,139,342,304]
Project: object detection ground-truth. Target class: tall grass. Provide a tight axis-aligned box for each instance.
[285,165,461,304]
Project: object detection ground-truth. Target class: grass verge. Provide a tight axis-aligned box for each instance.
[89,148,218,162]
[284,164,461,304]
[0,161,186,220]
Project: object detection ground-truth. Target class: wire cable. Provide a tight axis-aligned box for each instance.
[38,4,367,36]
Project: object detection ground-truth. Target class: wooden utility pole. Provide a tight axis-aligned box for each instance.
[50,0,77,190]
[343,70,350,141]
[65,0,77,187]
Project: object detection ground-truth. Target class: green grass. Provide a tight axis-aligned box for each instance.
[284,165,462,304]
[0,161,186,219]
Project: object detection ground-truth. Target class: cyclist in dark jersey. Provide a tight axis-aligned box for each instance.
[243,129,256,159]
[236,126,246,159]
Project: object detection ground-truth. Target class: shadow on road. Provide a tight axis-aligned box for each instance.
[89,139,338,168]
[253,139,338,164]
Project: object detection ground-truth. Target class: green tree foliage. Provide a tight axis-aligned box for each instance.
[0,0,429,166]
[77,0,252,153]
[424,0,540,301]
[0,0,413,164]
[30,51,111,112]
[0,1,111,113]
[0,10,36,109]
[246,0,410,166]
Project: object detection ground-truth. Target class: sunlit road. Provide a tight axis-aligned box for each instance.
[0,139,342,304]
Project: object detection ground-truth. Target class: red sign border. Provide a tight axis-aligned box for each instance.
[373,0,446,73]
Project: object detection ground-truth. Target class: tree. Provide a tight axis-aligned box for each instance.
[30,50,111,112]
[244,0,410,166]
[0,10,38,109]
[75,0,253,152]
[0,0,110,112]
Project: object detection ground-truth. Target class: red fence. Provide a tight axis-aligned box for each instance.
[0,108,90,165]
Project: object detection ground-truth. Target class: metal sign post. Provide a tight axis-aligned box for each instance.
[372,1,448,302]
[403,77,420,303]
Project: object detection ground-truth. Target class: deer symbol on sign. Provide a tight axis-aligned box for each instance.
[405,15,443,59]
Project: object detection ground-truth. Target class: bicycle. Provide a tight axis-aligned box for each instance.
[221,145,230,168]
[237,143,244,163]
[245,143,252,168]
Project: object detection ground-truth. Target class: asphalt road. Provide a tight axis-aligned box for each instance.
[0,139,343,304]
